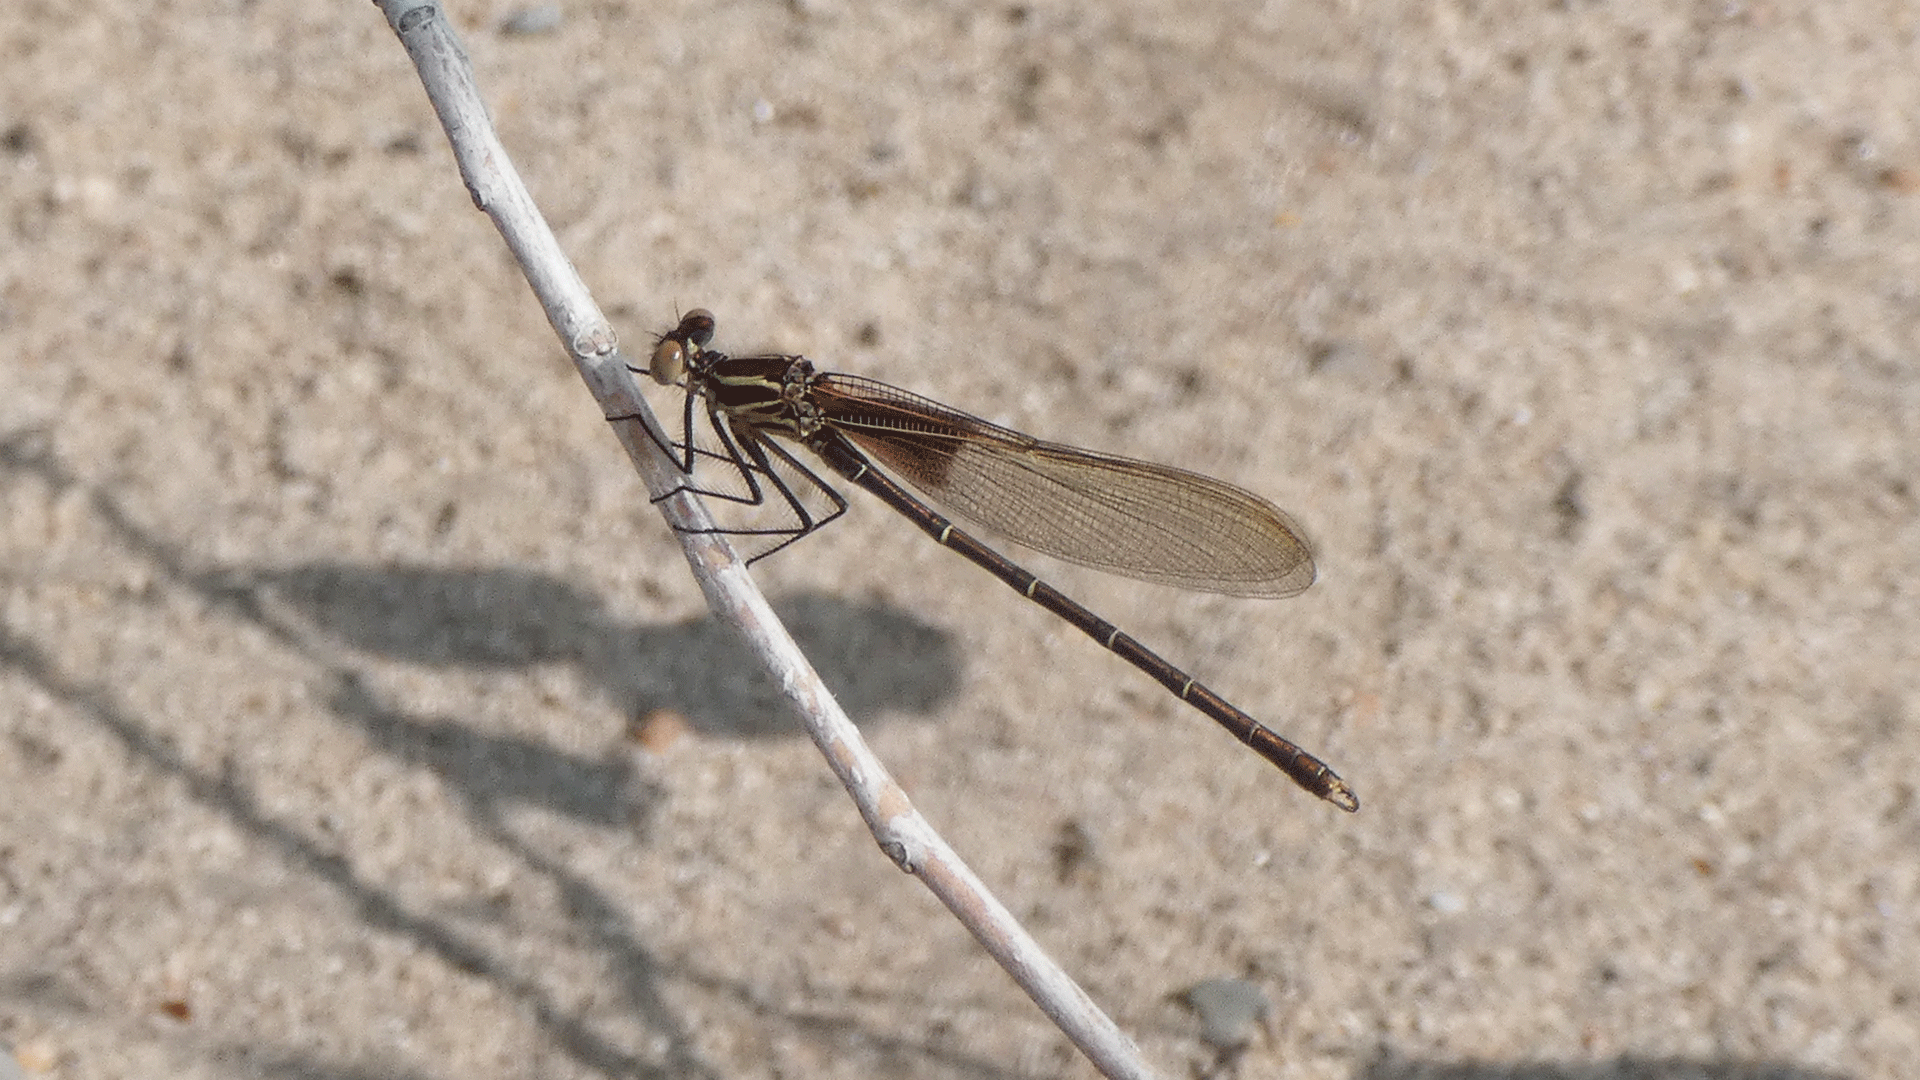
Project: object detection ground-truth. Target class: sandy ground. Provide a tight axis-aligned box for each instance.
[2,1,1916,1078]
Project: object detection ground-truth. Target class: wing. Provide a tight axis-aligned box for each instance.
[810,374,1313,598]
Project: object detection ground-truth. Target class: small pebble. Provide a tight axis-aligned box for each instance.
[1184,977,1269,1050]
[499,4,563,35]
[630,708,692,754]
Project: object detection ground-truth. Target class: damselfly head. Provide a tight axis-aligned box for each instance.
[647,336,687,386]
[677,308,717,348]
[648,308,719,386]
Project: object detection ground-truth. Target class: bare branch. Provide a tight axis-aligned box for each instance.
[371,2,1163,1076]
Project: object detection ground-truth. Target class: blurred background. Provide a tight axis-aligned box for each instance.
[1,1,1913,1077]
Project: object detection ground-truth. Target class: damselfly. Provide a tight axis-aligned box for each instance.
[618,309,1356,811]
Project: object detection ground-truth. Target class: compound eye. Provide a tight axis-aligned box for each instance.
[647,337,686,385]
[680,308,716,348]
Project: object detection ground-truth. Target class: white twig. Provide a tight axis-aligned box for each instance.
[372,2,1163,1077]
